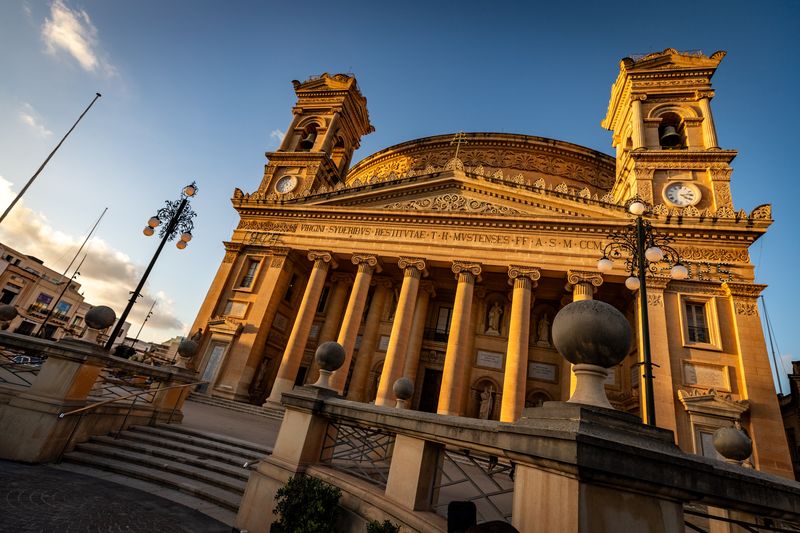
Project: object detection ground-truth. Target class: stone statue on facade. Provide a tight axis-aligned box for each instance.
[536,313,551,347]
[479,385,494,419]
[485,301,503,335]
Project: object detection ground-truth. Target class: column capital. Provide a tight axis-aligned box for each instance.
[371,276,394,290]
[398,257,427,274]
[645,276,672,292]
[565,270,603,293]
[723,282,766,300]
[630,93,648,102]
[330,272,354,284]
[452,261,482,282]
[352,253,382,273]
[308,250,338,269]
[695,90,715,100]
[419,280,436,298]
[508,265,541,285]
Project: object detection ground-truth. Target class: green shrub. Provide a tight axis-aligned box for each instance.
[273,474,342,533]
[366,520,400,533]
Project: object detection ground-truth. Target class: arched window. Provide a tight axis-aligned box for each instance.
[658,112,686,149]
[297,124,317,151]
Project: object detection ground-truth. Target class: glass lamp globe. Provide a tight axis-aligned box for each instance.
[670,264,689,280]
[147,216,161,228]
[597,258,614,273]
[176,240,187,250]
[628,201,646,216]
[143,226,155,237]
[625,276,641,291]
[644,246,664,262]
[183,184,197,197]
[180,232,192,242]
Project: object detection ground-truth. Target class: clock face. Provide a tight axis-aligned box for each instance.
[663,182,701,207]
[275,175,298,194]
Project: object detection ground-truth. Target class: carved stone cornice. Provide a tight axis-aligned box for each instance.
[630,93,648,102]
[452,261,482,283]
[308,250,338,269]
[695,90,715,100]
[351,253,382,273]
[207,316,244,337]
[678,388,749,418]
[669,281,726,296]
[644,276,671,291]
[723,282,766,300]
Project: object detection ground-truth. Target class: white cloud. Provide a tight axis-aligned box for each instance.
[270,129,286,145]
[0,176,185,340]
[18,103,53,138]
[41,0,114,76]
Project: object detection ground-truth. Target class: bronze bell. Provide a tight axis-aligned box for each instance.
[660,125,682,147]
[298,132,316,150]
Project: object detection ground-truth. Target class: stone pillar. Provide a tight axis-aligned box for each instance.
[500,266,540,423]
[697,91,719,149]
[402,281,435,386]
[631,94,647,150]
[278,111,302,151]
[306,273,352,384]
[437,261,481,417]
[330,254,380,393]
[385,434,442,511]
[347,277,392,402]
[374,258,426,407]
[640,277,678,435]
[320,111,341,153]
[723,282,794,478]
[563,271,604,398]
[265,251,336,406]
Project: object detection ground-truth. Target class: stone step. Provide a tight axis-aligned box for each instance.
[152,423,271,456]
[51,462,238,528]
[61,451,243,512]
[115,428,260,468]
[128,425,265,463]
[187,393,284,420]
[75,440,250,487]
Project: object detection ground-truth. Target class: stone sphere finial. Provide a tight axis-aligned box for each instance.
[393,377,414,409]
[713,425,753,464]
[85,305,117,330]
[315,341,345,372]
[552,300,632,410]
[0,304,18,330]
[311,341,345,391]
[174,338,200,369]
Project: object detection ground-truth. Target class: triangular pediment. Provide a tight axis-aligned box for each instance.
[294,170,628,220]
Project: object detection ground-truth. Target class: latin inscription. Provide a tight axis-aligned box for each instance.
[529,362,557,383]
[476,350,504,370]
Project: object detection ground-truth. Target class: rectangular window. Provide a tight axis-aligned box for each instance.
[36,293,53,306]
[685,302,710,343]
[436,306,453,334]
[238,259,260,289]
[56,301,72,314]
[696,429,722,459]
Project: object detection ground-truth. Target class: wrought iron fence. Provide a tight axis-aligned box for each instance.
[432,447,515,524]
[319,421,395,489]
[88,368,160,404]
[684,503,800,533]
[0,344,47,387]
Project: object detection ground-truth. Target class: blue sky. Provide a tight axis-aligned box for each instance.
[0,1,798,391]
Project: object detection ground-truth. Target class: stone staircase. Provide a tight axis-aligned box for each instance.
[187,392,284,421]
[53,424,272,527]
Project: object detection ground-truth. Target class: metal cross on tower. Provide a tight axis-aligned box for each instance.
[450,131,468,160]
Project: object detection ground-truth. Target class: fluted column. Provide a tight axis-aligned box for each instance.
[348,277,393,402]
[631,94,647,150]
[330,254,381,393]
[375,258,426,407]
[265,251,336,405]
[305,272,352,384]
[563,270,604,398]
[500,266,540,423]
[403,281,435,386]
[437,261,482,416]
[697,91,718,149]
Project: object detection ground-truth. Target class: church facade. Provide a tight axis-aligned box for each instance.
[189,49,793,478]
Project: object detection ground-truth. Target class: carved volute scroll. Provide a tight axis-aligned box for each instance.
[308,250,337,269]
[508,265,541,289]
[452,261,482,283]
[351,253,382,273]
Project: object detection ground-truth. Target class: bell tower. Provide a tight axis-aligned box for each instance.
[602,49,735,214]
[259,73,373,197]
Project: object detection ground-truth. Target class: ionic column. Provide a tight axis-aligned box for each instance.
[500,266,541,423]
[403,281,436,386]
[437,261,482,416]
[306,272,352,384]
[265,251,336,405]
[631,94,647,150]
[347,277,393,402]
[330,254,381,393]
[374,258,426,407]
[563,270,604,398]
[696,91,718,149]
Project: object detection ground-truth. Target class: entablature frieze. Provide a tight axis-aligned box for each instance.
[723,281,767,301]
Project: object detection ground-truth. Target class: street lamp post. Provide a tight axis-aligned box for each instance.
[597,198,688,426]
[104,182,197,351]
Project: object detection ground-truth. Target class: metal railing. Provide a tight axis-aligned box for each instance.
[0,343,47,387]
[320,420,395,489]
